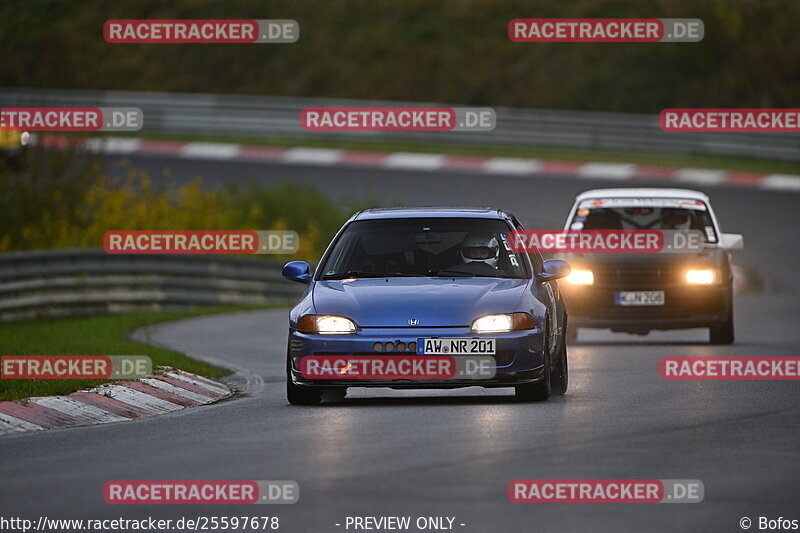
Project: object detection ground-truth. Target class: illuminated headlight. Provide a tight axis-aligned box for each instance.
[685,269,715,284]
[471,312,535,333]
[297,314,357,334]
[566,269,594,285]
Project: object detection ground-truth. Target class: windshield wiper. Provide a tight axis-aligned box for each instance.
[321,271,386,280]
[322,271,427,280]
[425,269,478,277]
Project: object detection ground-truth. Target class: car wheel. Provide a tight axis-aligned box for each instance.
[286,356,322,405]
[551,329,568,395]
[515,332,551,402]
[709,304,734,345]
[287,376,323,405]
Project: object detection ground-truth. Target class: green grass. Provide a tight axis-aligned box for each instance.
[0,305,288,402]
[92,132,800,176]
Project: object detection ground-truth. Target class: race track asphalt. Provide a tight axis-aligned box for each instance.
[1,155,798,532]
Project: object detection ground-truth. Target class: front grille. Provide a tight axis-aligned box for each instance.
[593,264,683,287]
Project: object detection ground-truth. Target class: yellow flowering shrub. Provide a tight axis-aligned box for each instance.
[0,147,370,262]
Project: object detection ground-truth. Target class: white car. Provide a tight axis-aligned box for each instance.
[559,188,743,344]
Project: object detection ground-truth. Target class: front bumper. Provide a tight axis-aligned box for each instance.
[288,326,546,388]
[562,284,731,331]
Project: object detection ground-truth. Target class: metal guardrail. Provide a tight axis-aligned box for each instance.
[2,87,798,161]
[0,248,302,321]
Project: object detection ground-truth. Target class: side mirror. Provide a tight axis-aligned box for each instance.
[719,233,744,251]
[282,261,311,284]
[538,259,571,282]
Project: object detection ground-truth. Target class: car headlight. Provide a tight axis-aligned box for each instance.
[297,314,357,334]
[566,269,594,285]
[685,269,715,284]
[471,312,535,333]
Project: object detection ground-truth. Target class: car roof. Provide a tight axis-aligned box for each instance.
[352,207,511,221]
[575,188,710,202]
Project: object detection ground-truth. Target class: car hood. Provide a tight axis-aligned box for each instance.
[312,277,529,327]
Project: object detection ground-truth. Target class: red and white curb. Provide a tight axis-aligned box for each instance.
[0,368,231,436]
[35,136,800,192]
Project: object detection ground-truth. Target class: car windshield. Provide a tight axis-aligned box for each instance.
[570,198,718,243]
[320,217,530,279]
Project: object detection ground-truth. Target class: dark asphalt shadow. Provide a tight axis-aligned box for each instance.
[286,392,571,407]
[570,340,709,346]
[570,340,760,347]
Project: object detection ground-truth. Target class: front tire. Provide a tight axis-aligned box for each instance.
[287,376,322,405]
[286,356,322,405]
[709,297,734,345]
[551,331,568,395]
[516,333,551,402]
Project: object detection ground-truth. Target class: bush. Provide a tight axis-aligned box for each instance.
[0,146,367,260]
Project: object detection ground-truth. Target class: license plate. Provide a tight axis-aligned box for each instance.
[417,338,496,355]
[615,291,665,306]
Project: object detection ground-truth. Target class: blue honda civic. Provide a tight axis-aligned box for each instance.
[282,207,571,404]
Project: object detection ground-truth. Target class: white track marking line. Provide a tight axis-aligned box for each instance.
[579,162,636,180]
[29,396,129,424]
[283,147,343,165]
[72,137,800,193]
[384,152,445,170]
[760,174,800,192]
[142,378,213,404]
[181,142,242,160]
[84,137,143,155]
[483,157,541,175]
[675,168,727,185]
